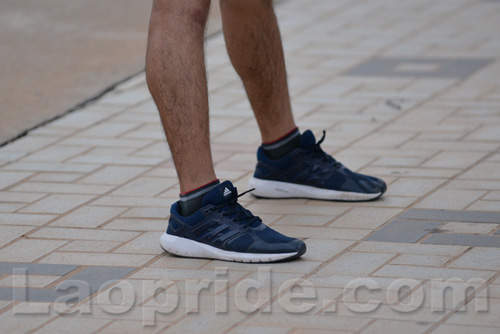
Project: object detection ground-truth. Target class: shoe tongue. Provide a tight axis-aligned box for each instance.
[299,129,316,148]
[201,180,236,206]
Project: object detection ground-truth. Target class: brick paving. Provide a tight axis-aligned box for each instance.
[0,0,500,332]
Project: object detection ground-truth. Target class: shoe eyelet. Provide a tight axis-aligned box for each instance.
[203,209,211,214]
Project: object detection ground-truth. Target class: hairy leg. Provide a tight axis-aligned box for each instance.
[146,0,216,193]
[220,0,296,143]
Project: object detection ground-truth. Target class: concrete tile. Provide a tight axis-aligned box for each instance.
[12,182,113,195]
[449,247,500,270]
[3,162,101,173]
[110,177,174,197]
[414,189,486,210]
[120,207,169,219]
[20,194,94,214]
[50,206,126,228]
[0,213,56,226]
[423,233,500,248]
[79,166,148,185]
[0,171,33,190]
[0,191,46,203]
[113,232,159,254]
[30,172,84,182]
[362,320,431,334]
[0,263,78,276]
[40,252,154,267]
[400,209,500,224]
[0,225,35,247]
[100,320,169,334]
[366,220,441,243]
[351,241,468,256]
[317,252,394,276]
[301,239,354,262]
[274,214,333,226]
[330,208,402,229]
[423,151,487,169]
[34,317,111,334]
[30,227,139,241]
[373,264,495,280]
[386,178,446,197]
[274,225,371,241]
[0,274,59,288]
[0,239,67,262]
[344,57,493,79]
[432,325,500,334]
[460,162,500,180]
[21,145,88,163]
[390,254,451,267]
[59,240,122,253]
[442,222,497,234]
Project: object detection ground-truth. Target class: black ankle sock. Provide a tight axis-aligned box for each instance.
[179,179,220,216]
[262,127,300,159]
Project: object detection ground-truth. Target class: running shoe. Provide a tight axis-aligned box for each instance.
[249,130,387,201]
[160,181,306,263]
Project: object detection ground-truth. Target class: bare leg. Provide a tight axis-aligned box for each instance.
[220,0,296,143]
[146,0,216,193]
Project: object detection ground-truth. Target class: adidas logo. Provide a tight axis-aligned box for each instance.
[223,187,232,197]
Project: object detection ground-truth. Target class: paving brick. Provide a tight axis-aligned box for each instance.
[351,241,468,256]
[390,254,451,267]
[301,239,354,262]
[40,252,154,267]
[423,233,500,248]
[12,182,114,195]
[0,213,56,226]
[3,162,101,173]
[414,189,486,210]
[59,240,122,253]
[79,166,148,185]
[442,222,497,234]
[373,264,495,280]
[362,320,431,334]
[34,317,111,334]
[366,220,441,243]
[317,252,394,276]
[110,177,174,197]
[30,227,139,241]
[274,226,371,241]
[400,209,500,224]
[0,263,78,276]
[273,214,333,226]
[449,247,500,270]
[330,208,402,229]
[0,191,45,203]
[0,274,59,288]
[460,162,500,180]
[20,194,94,214]
[50,206,126,228]
[432,325,500,334]
[21,145,88,163]
[99,320,169,334]
[0,171,33,190]
[0,225,35,247]
[30,172,84,182]
[0,239,67,262]
[113,232,159,254]
[422,151,487,169]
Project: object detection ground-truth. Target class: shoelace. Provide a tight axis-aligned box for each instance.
[311,130,340,167]
[210,188,260,227]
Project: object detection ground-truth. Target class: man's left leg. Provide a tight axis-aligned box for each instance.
[220,0,387,201]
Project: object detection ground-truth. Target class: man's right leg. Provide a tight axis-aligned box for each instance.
[146,0,216,195]
[145,0,306,262]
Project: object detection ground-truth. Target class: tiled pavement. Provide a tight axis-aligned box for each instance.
[1,0,500,332]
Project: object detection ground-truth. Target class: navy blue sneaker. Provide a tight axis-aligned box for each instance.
[249,130,387,201]
[160,181,306,263]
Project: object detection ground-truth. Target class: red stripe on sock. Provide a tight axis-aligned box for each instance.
[262,127,298,145]
[180,179,219,195]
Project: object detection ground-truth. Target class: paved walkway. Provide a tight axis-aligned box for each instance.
[1,0,500,333]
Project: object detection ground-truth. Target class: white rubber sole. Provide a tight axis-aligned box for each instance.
[160,233,299,263]
[248,177,382,201]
